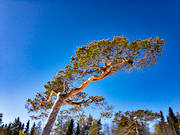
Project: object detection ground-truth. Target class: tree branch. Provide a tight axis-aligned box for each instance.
[64,98,92,106]
[64,66,113,100]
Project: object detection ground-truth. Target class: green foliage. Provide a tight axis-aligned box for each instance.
[89,119,102,135]
[66,119,74,135]
[71,36,164,71]
[53,113,71,135]
[0,113,2,126]
[113,110,160,135]
[81,115,94,135]
[26,36,165,123]
[24,120,30,135]
[30,123,36,135]
[9,117,23,135]
[0,117,42,135]
[153,123,164,135]
[158,111,168,135]
[167,107,180,135]
[75,123,80,135]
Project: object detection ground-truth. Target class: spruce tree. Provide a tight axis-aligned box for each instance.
[7,123,11,135]
[81,115,94,135]
[75,123,80,135]
[176,112,180,133]
[24,120,30,135]
[89,119,102,135]
[66,119,74,135]
[53,113,70,135]
[159,111,168,135]
[167,107,179,135]
[153,123,164,135]
[21,123,24,131]
[30,123,36,135]
[10,117,22,135]
[0,113,2,125]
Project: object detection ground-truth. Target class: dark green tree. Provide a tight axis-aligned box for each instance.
[153,123,163,135]
[167,107,179,135]
[30,123,36,135]
[153,111,169,135]
[0,113,2,126]
[75,123,80,135]
[24,120,30,135]
[53,110,73,135]
[81,115,94,135]
[176,112,180,132]
[89,119,102,135]
[21,123,24,131]
[26,36,165,135]
[66,119,74,135]
[159,111,168,135]
[9,117,23,135]
[6,123,11,135]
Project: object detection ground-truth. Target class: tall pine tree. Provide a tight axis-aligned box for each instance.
[66,119,74,135]
[75,123,80,135]
[167,107,180,135]
[26,36,165,135]
[30,123,36,135]
[159,111,168,135]
[24,120,30,135]
[89,119,102,135]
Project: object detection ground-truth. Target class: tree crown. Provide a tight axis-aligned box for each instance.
[26,36,165,119]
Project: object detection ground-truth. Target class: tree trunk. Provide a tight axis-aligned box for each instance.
[41,93,64,135]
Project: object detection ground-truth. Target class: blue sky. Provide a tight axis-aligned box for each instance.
[0,0,180,124]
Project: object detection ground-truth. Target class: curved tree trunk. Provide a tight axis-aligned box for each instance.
[41,93,64,135]
[41,68,112,135]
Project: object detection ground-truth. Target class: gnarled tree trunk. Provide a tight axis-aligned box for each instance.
[41,93,64,135]
[41,67,112,135]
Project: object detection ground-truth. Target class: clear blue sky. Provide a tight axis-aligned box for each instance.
[0,0,180,124]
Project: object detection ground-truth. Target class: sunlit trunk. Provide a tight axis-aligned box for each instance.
[41,93,64,135]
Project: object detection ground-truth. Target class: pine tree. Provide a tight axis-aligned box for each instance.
[26,36,165,135]
[153,123,164,135]
[30,123,36,135]
[167,107,179,135]
[113,110,159,135]
[75,123,80,135]
[10,117,22,135]
[0,113,3,126]
[176,112,180,133]
[159,111,168,135]
[89,119,102,135]
[81,115,94,135]
[66,119,74,135]
[7,123,11,135]
[53,113,70,135]
[21,123,24,131]
[34,121,42,135]
[24,120,30,135]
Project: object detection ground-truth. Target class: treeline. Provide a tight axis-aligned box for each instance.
[0,118,42,135]
[0,107,179,135]
[153,107,180,135]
